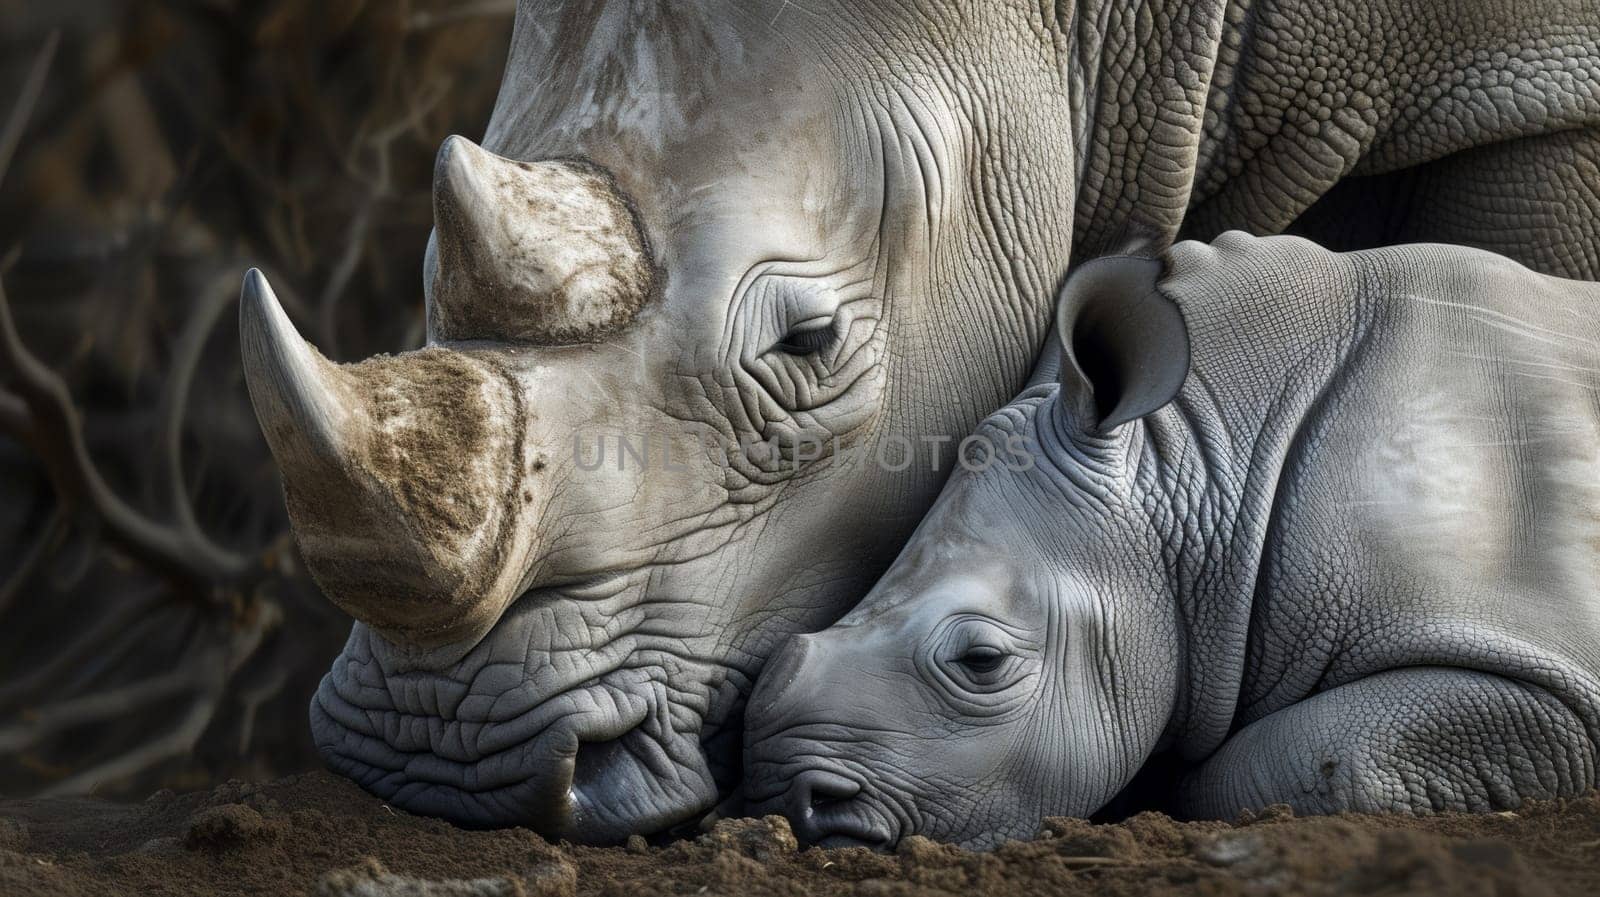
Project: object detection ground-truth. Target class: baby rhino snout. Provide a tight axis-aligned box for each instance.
[746,633,846,747]
[780,769,885,847]
[751,759,895,850]
[745,635,901,849]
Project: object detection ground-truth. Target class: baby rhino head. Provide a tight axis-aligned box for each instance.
[745,257,1193,850]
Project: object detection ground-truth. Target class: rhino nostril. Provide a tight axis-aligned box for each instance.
[784,769,890,848]
[793,769,862,816]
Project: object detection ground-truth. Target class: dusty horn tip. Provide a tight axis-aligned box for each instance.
[239,268,351,470]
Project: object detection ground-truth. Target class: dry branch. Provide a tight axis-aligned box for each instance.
[0,278,255,589]
[0,586,161,709]
[0,32,253,591]
[0,508,64,619]
[0,1,512,798]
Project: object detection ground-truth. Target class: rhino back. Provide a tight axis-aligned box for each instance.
[1215,240,1600,743]
[1186,0,1600,241]
[1146,233,1600,756]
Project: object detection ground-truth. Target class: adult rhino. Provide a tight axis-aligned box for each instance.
[746,233,1600,849]
[240,0,1600,841]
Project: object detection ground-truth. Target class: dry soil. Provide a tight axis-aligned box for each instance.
[2,772,1599,896]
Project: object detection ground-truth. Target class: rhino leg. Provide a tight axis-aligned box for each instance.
[1177,668,1596,818]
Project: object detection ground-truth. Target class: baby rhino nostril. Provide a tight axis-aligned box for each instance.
[792,769,862,816]
[785,769,894,849]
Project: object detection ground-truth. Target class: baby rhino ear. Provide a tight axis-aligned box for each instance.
[1055,256,1190,432]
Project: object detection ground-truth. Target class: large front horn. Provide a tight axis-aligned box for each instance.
[240,269,354,474]
[426,135,655,345]
[241,270,536,648]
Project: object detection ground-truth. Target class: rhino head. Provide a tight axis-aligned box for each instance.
[243,0,1084,841]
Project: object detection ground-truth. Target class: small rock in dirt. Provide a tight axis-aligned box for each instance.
[1195,831,1265,867]
[517,832,565,866]
[316,858,535,897]
[625,834,649,855]
[207,780,249,806]
[697,815,798,861]
[184,804,276,852]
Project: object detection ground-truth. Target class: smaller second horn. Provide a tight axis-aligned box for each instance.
[426,135,655,345]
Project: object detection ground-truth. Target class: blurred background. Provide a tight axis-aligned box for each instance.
[0,0,513,798]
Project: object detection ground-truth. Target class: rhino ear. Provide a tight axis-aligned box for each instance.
[1054,256,1189,432]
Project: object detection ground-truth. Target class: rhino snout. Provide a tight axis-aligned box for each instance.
[746,741,902,849]
[782,769,899,849]
[311,622,729,841]
[744,635,905,849]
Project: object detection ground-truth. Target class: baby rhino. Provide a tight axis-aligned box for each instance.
[745,232,1600,850]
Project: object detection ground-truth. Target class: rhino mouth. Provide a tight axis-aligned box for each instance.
[309,585,743,842]
[806,800,899,850]
[743,744,906,850]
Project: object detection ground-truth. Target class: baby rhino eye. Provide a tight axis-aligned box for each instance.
[956,645,1006,675]
[775,318,836,356]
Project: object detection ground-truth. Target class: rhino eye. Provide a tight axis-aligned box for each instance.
[955,645,1006,676]
[922,618,1038,709]
[774,318,836,356]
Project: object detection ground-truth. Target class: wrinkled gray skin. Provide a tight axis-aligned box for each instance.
[243,0,1600,842]
[746,232,1600,850]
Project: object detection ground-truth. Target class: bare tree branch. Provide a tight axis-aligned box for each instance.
[1,35,250,592]
[0,587,161,709]
[153,269,244,534]
[317,84,444,357]
[317,197,378,359]
[0,598,278,777]
[0,666,200,754]
[38,691,216,797]
[0,275,254,588]
[0,507,64,619]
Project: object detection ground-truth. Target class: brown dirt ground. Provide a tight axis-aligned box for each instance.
[2,773,1599,897]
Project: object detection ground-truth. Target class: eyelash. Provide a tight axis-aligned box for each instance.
[956,646,1006,675]
[775,321,835,356]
